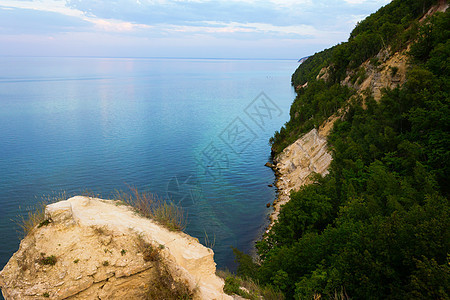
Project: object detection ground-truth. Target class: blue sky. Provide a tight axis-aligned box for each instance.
[0,0,390,59]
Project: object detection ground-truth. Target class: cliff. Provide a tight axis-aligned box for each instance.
[268,46,412,227]
[0,196,232,300]
[267,2,449,228]
[256,2,449,298]
[269,129,332,226]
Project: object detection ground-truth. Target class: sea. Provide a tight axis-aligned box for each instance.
[0,56,297,274]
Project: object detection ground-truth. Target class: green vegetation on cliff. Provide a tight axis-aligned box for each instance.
[272,0,441,155]
[239,1,449,299]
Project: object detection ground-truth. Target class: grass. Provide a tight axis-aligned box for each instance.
[135,234,194,299]
[16,192,67,237]
[217,269,284,300]
[17,202,48,237]
[114,187,187,231]
[136,234,160,262]
[16,188,186,237]
[93,226,108,236]
[203,230,216,249]
[147,263,194,300]
[37,219,51,228]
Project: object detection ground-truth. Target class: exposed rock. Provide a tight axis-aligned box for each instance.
[264,162,275,169]
[268,129,332,228]
[420,0,449,22]
[0,196,232,300]
[267,13,420,232]
[360,49,409,101]
[298,56,310,64]
[341,48,410,102]
[316,66,331,82]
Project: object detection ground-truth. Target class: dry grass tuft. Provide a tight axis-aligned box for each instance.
[147,262,194,300]
[135,234,194,299]
[203,230,216,249]
[17,202,47,237]
[114,187,187,231]
[136,234,161,262]
[80,189,101,199]
[16,192,67,237]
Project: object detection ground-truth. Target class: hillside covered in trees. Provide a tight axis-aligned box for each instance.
[235,0,449,299]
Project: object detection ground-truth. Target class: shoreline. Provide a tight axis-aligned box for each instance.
[265,128,333,232]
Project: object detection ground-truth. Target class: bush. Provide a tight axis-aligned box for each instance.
[217,269,284,300]
[39,254,57,266]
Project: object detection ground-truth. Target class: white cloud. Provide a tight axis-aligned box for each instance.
[90,19,152,32]
[0,0,393,57]
[1,0,83,17]
[344,0,390,5]
[344,0,367,4]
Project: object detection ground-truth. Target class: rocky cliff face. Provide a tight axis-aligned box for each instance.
[346,49,409,101]
[269,42,414,228]
[0,196,232,300]
[269,128,332,226]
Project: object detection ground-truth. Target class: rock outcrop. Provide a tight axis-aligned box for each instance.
[269,29,417,228]
[343,48,409,101]
[0,196,232,300]
[269,129,332,226]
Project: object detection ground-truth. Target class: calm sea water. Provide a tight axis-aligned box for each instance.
[0,57,297,273]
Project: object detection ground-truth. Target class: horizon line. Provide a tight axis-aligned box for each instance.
[0,55,301,61]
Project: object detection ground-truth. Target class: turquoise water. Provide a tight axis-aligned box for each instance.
[0,57,297,271]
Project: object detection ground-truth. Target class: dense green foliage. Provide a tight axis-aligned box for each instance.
[270,81,353,153]
[239,4,449,300]
[276,0,440,156]
[291,0,438,88]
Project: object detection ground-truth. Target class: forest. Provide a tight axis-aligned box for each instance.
[236,0,449,299]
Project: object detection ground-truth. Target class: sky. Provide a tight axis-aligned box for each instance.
[0,0,391,59]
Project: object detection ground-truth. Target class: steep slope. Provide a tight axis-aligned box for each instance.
[267,0,449,228]
[246,1,450,299]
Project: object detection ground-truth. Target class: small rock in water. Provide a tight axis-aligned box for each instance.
[265,162,274,168]
[268,184,273,187]
[266,203,271,208]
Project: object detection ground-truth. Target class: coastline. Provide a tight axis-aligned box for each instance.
[265,127,333,231]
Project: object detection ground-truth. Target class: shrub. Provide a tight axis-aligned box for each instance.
[218,270,284,300]
[39,255,57,266]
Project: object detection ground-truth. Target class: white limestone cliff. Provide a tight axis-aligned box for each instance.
[269,128,332,226]
[0,196,232,300]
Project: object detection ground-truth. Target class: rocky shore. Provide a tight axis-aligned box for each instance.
[266,128,333,230]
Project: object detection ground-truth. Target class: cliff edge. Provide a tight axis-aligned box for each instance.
[0,196,232,300]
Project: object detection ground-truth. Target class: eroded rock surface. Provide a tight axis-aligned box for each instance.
[269,129,332,226]
[0,196,232,300]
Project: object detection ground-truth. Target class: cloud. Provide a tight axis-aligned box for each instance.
[0,6,90,34]
[344,0,390,5]
[0,0,392,58]
[90,19,152,32]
